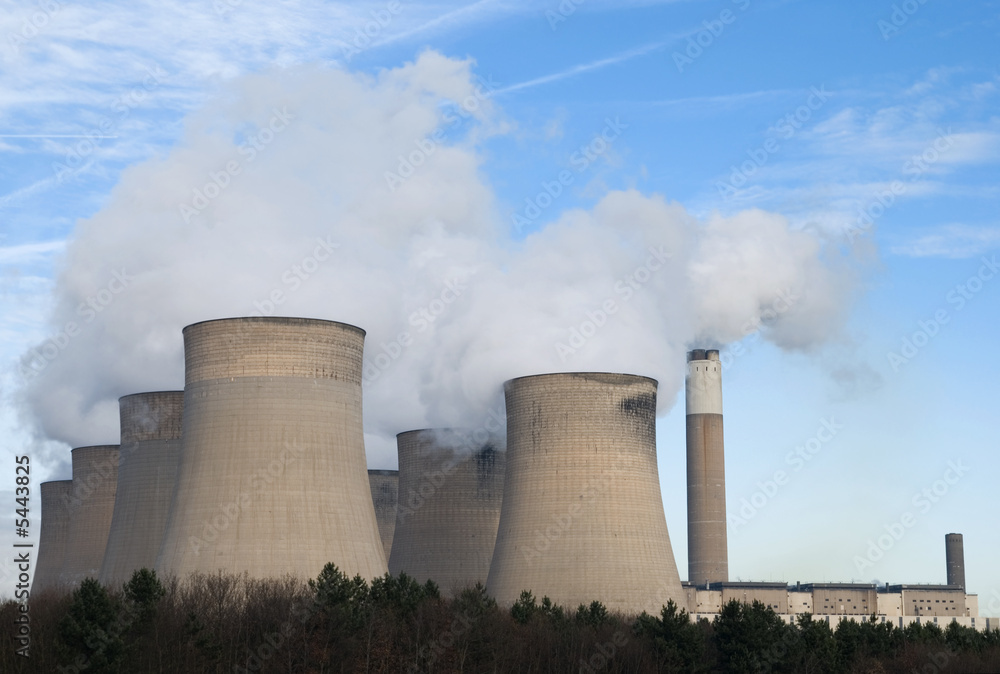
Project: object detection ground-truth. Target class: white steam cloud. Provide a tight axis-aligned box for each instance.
[19,51,859,469]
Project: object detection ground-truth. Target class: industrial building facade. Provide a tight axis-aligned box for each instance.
[683,581,990,626]
[29,322,997,631]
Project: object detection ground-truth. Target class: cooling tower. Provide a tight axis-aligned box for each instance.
[59,445,120,586]
[388,430,504,595]
[99,391,183,587]
[156,317,387,581]
[686,349,729,585]
[32,480,73,593]
[946,533,965,589]
[486,373,684,615]
[368,469,398,560]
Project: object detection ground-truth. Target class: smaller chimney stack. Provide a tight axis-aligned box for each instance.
[945,533,965,589]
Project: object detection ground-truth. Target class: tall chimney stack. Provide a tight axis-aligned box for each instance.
[946,533,965,589]
[686,349,729,585]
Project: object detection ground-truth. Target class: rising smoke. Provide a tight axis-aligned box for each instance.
[18,50,859,469]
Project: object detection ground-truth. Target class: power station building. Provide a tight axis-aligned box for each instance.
[99,391,184,587]
[155,317,387,581]
[678,349,992,631]
[389,429,504,595]
[27,322,996,633]
[682,580,991,627]
[486,372,684,615]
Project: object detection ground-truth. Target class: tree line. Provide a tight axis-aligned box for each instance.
[2,566,1000,672]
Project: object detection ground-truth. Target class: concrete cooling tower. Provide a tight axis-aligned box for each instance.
[486,373,683,615]
[99,391,183,587]
[156,317,387,581]
[368,470,398,560]
[686,349,729,585]
[31,480,73,593]
[946,533,965,589]
[60,446,120,586]
[388,430,504,595]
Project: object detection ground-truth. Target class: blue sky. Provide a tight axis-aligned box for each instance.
[0,0,997,610]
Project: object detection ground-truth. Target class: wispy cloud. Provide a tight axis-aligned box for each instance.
[494,40,667,96]
[373,0,513,49]
[904,66,965,96]
[891,224,1000,259]
[645,88,795,111]
[0,1,526,121]
[694,68,1000,223]
[0,1,535,230]
[0,240,66,265]
[0,172,71,210]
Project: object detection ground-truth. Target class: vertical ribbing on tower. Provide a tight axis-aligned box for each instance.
[389,430,504,596]
[60,445,120,587]
[156,317,387,581]
[487,372,683,615]
[368,469,399,561]
[100,391,183,586]
[33,480,73,592]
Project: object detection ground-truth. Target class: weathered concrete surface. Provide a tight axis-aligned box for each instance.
[32,480,73,593]
[60,446,120,586]
[99,391,183,586]
[487,372,683,615]
[946,533,965,590]
[686,350,729,585]
[156,317,388,582]
[389,430,504,596]
[368,469,398,561]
